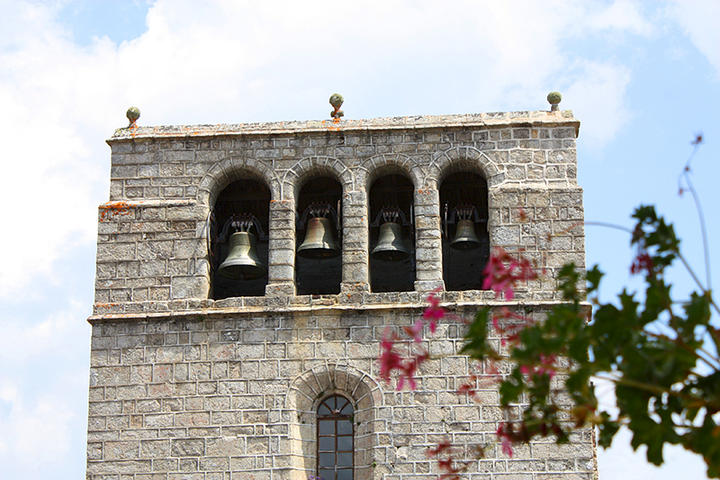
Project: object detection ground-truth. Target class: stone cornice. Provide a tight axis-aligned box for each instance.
[108,110,579,143]
[88,299,591,324]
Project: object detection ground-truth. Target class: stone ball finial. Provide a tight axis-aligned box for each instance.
[126,106,141,126]
[329,93,343,109]
[329,93,344,120]
[547,91,562,112]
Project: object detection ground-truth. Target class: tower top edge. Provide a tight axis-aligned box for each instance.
[108,110,579,143]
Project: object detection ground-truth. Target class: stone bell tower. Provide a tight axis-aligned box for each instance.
[86,96,596,479]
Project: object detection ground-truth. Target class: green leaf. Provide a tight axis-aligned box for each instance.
[460,308,493,360]
[499,369,525,404]
[597,413,620,448]
[586,265,603,294]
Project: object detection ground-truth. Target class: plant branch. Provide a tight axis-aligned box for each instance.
[593,374,719,409]
[682,169,712,291]
[680,138,711,290]
[584,221,634,234]
[675,252,720,316]
[644,318,720,372]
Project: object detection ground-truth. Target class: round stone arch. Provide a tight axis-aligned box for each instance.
[282,156,354,202]
[429,145,503,188]
[196,156,280,208]
[357,153,423,191]
[283,363,384,479]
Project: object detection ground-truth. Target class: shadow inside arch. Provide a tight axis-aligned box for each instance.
[431,146,502,186]
[358,153,424,192]
[283,156,354,201]
[196,157,280,207]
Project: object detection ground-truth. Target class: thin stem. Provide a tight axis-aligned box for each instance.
[587,217,717,317]
[682,169,712,291]
[584,221,634,235]
[676,252,720,316]
[644,330,720,371]
[594,374,718,409]
[695,344,720,369]
[660,299,720,371]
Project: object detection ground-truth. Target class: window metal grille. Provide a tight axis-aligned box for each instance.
[317,395,354,480]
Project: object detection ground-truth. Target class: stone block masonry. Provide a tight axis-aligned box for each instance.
[87,110,596,479]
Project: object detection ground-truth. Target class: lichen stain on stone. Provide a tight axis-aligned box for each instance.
[321,119,342,131]
[94,302,119,309]
[98,201,136,221]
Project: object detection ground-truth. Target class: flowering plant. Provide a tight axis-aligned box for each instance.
[379,139,720,478]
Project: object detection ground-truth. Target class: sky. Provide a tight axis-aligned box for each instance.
[0,0,718,479]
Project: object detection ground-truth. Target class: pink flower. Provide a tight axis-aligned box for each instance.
[379,328,428,391]
[630,252,653,275]
[403,318,425,343]
[518,207,528,222]
[426,439,452,457]
[496,423,514,457]
[501,437,514,457]
[379,329,402,384]
[457,374,479,399]
[396,352,428,391]
[519,354,557,379]
[492,315,501,332]
[423,288,444,333]
[482,248,537,300]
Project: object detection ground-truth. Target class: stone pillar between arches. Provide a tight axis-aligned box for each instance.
[413,183,445,293]
[265,199,297,296]
[340,190,370,294]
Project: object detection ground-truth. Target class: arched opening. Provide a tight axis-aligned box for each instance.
[317,395,354,480]
[440,171,489,291]
[368,174,415,292]
[210,178,270,299]
[296,176,343,295]
[285,364,380,479]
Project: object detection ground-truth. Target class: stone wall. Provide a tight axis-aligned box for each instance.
[87,111,595,479]
[88,307,596,479]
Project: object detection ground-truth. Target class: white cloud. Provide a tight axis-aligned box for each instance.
[599,427,709,479]
[667,0,720,77]
[0,4,113,297]
[588,0,654,36]
[0,0,656,299]
[0,379,80,468]
[0,296,90,478]
[563,61,633,147]
[0,387,74,461]
[0,299,88,362]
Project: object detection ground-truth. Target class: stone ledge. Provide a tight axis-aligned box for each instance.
[88,298,591,323]
[108,110,579,142]
[98,199,196,209]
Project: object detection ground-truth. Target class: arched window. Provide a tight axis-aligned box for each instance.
[210,178,270,299]
[440,171,489,290]
[296,176,343,295]
[368,174,415,292]
[317,395,354,480]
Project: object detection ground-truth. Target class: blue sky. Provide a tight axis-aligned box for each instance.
[0,1,718,479]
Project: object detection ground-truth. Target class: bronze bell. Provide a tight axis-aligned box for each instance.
[298,217,340,258]
[450,219,481,250]
[371,221,411,261]
[218,231,265,279]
